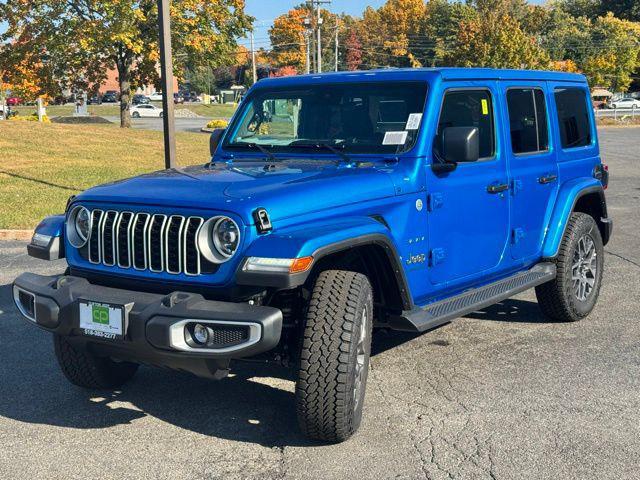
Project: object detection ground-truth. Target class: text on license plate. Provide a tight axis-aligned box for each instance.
[79,301,124,339]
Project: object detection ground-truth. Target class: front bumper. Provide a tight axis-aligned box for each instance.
[12,273,283,379]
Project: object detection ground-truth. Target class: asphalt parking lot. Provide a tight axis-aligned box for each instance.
[0,127,639,480]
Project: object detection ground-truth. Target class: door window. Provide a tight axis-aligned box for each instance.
[554,88,592,149]
[506,89,549,154]
[436,90,495,159]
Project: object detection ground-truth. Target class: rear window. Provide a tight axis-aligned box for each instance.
[554,88,592,149]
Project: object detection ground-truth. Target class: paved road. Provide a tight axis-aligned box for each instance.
[0,127,639,480]
[103,116,214,133]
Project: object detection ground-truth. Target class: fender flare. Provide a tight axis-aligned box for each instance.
[235,217,413,310]
[28,214,66,260]
[542,180,608,258]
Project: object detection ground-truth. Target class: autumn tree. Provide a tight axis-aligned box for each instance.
[269,8,308,72]
[0,0,251,127]
[581,13,640,91]
[268,5,338,73]
[344,30,363,71]
[444,4,550,69]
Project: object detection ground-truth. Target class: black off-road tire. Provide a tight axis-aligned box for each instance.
[536,212,604,322]
[295,270,373,443]
[53,334,139,389]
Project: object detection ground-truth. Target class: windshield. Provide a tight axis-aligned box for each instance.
[224,82,428,155]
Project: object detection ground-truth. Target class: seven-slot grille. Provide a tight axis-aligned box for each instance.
[87,210,205,275]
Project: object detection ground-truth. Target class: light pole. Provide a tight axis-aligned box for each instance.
[157,0,177,169]
[303,17,312,74]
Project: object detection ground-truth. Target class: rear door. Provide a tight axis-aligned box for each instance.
[426,83,510,285]
[502,82,558,260]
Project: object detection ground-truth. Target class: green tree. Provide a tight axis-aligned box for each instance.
[581,13,640,91]
[0,0,251,127]
[444,9,550,69]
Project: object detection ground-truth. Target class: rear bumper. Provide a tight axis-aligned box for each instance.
[12,273,283,378]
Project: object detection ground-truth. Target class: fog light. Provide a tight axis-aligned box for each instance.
[193,323,209,345]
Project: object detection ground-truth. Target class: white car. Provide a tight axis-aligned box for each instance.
[610,98,640,109]
[131,104,164,118]
[148,92,164,102]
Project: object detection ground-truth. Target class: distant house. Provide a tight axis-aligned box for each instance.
[96,67,178,96]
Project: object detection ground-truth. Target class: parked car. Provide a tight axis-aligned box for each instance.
[182,91,200,102]
[173,92,185,104]
[148,91,163,102]
[102,92,118,103]
[87,95,102,105]
[609,97,640,109]
[6,97,21,106]
[130,104,163,118]
[14,68,612,444]
[132,94,151,105]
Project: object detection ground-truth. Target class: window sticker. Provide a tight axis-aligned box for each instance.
[405,113,423,130]
[481,99,489,115]
[382,131,408,145]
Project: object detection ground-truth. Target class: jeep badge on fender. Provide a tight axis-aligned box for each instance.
[14,68,611,443]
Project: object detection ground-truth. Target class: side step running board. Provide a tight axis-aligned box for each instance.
[390,263,556,332]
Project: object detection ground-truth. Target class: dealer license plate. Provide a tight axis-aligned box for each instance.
[79,300,124,340]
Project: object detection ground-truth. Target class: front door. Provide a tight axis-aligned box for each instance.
[427,84,510,286]
[501,82,558,260]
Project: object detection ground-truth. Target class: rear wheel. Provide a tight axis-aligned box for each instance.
[295,270,373,443]
[132,111,140,118]
[53,334,139,389]
[536,212,604,322]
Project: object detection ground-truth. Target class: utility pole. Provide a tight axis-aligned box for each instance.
[307,0,331,73]
[334,23,339,72]
[250,31,257,84]
[303,17,312,74]
[316,3,322,73]
[157,0,177,169]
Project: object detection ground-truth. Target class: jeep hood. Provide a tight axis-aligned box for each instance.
[75,161,397,224]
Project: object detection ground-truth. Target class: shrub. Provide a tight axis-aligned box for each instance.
[206,119,228,129]
[9,113,50,123]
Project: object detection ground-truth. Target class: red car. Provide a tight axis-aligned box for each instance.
[6,97,21,106]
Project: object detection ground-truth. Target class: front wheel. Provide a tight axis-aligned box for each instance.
[536,212,604,322]
[132,111,140,118]
[295,270,373,443]
[53,334,139,389]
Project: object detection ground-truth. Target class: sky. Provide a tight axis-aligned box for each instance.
[241,0,388,49]
[0,0,546,44]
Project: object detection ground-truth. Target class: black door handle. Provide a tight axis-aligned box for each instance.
[487,182,509,194]
[539,174,558,184]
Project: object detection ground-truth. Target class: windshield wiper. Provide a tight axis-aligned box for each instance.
[288,142,351,164]
[228,142,277,162]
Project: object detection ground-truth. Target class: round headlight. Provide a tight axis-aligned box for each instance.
[75,207,90,241]
[197,216,241,264]
[213,217,240,258]
[66,206,92,248]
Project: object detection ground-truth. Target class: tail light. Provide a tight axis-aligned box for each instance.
[594,164,608,190]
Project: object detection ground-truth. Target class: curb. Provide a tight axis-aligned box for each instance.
[0,230,33,241]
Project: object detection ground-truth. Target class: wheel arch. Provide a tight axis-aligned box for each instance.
[236,221,414,314]
[305,234,413,315]
[542,180,611,258]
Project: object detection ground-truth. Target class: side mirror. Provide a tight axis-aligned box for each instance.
[209,128,226,156]
[442,126,479,163]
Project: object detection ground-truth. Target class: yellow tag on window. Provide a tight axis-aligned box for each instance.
[481,99,489,115]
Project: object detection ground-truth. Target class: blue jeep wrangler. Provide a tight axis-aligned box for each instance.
[14,68,611,442]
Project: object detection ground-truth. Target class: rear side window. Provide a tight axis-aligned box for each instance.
[507,89,549,154]
[436,90,495,159]
[554,88,592,149]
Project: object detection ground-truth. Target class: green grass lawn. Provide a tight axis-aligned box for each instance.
[0,121,209,229]
[13,102,237,119]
